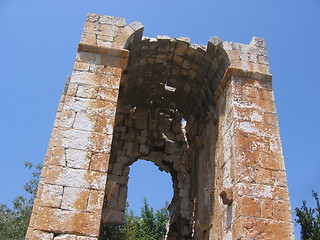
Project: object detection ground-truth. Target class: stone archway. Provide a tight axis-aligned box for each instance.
[103,106,192,238]
[101,32,230,238]
[26,14,294,240]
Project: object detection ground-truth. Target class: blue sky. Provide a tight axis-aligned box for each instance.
[0,0,319,238]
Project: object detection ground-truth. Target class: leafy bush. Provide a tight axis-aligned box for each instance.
[295,190,320,240]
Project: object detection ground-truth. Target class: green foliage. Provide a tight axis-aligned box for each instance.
[295,190,320,240]
[0,161,42,240]
[101,197,169,240]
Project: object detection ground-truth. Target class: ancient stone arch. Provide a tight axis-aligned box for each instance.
[26,14,294,239]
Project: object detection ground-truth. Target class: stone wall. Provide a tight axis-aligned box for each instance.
[26,14,294,240]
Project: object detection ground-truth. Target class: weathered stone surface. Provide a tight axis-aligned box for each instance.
[61,187,90,211]
[32,206,101,237]
[26,229,54,240]
[27,13,293,240]
[40,183,63,208]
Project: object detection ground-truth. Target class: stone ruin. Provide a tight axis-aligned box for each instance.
[26,14,294,239]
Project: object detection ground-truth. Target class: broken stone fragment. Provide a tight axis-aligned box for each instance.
[219,187,233,205]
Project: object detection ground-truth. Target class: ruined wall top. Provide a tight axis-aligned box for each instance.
[77,13,272,130]
[79,13,270,75]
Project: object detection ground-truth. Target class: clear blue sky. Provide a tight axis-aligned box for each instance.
[0,0,319,238]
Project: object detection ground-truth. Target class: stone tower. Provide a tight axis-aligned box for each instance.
[26,14,294,239]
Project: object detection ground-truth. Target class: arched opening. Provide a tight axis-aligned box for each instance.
[99,159,173,239]
[126,159,173,215]
[102,104,193,238]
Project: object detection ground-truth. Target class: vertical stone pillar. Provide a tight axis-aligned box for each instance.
[26,14,142,240]
[213,38,294,239]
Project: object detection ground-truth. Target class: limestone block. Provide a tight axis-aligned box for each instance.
[102,209,124,225]
[124,115,133,127]
[76,52,102,66]
[106,187,119,209]
[239,196,261,217]
[234,77,272,90]
[73,112,96,132]
[236,182,289,201]
[234,107,264,123]
[96,37,113,48]
[42,165,107,190]
[179,188,189,198]
[272,170,288,187]
[105,181,117,201]
[111,163,123,176]
[123,166,130,176]
[232,217,293,239]
[232,95,276,114]
[61,187,90,211]
[87,189,105,212]
[235,120,278,138]
[83,21,121,39]
[32,206,101,237]
[139,144,149,155]
[165,141,177,154]
[261,198,273,219]
[96,35,113,48]
[235,149,259,166]
[237,181,270,198]
[54,111,76,129]
[97,115,116,134]
[180,198,190,210]
[163,154,174,162]
[71,69,122,89]
[257,152,285,170]
[255,167,274,185]
[137,135,147,144]
[61,128,113,153]
[70,71,98,86]
[80,32,97,46]
[73,61,90,71]
[117,186,128,211]
[96,88,119,102]
[207,36,222,56]
[180,209,190,219]
[273,200,292,221]
[66,83,78,97]
[114,23,142,49]
[133,112,149,129]
[115,156,130,164]
[90,153,110,172]
[175,39,190,56]
[76,85,97,99]
[250,37,267,49]
[99,15,126,27]
[141,129,149,136]
[236,164,255,183]
[40,184,63,208]
[45,146,66,166]
[61,128,91,151]
[123,142,139,157]
[86,13,100,22]
[65,148,91,170]
[115,175,129,185]
[26,229,54,240]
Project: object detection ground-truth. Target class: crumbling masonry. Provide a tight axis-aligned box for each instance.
[26,14,294,239]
